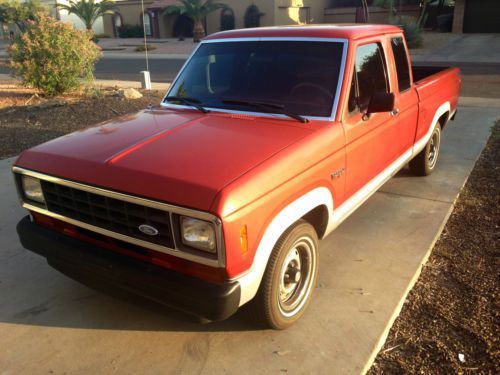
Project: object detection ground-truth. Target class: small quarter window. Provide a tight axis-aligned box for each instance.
[391,37,411,92]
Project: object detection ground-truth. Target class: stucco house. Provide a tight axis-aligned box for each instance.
[101,0,424,39]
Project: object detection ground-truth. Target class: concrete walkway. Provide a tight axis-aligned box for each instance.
[0,101,498,374]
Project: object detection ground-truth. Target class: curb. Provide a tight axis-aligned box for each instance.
[0,74,171,91]
[101,52,190,60]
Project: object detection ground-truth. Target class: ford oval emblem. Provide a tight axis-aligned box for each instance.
[138,224,159,236]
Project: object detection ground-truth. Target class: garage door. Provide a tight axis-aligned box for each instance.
[464,0,500,33]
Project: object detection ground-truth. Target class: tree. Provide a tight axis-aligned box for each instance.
[8,13,101,96]
[57,0,116,32]
[164,0,227,43]
[0,0,47,32]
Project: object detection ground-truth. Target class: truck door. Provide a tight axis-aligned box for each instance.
[342,40,397,197]
[387,35,419,155]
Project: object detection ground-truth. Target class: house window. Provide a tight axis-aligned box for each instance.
[220,8,235,31]
[142,12,153,37]
[244,5,263,28]
[113,13,123,37]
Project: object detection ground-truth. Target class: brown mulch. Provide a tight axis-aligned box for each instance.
[369,122,500,374]
[0,86,164,159]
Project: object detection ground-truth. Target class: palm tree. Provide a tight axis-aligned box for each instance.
[57,0,116,32]
[164,0,227,43]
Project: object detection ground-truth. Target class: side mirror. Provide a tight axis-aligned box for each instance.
[367,92,395,114]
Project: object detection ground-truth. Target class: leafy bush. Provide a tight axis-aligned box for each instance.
[117,24,143,38]
[0,0,48,32]
[390,16,423,49]
[8,14,101,96]
[134,44,157,52]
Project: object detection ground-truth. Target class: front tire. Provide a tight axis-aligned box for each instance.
[409,125,441,176]
[252,220,319,329]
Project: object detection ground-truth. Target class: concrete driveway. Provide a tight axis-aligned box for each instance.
[0,101,498,374]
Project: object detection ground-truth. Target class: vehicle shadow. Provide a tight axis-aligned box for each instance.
[0,249,261,333]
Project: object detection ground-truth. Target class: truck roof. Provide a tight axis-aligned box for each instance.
[204,24,402,42]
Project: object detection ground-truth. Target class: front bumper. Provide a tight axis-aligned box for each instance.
[17,216,240,321]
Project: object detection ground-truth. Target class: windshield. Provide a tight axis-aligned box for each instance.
[166,41,344,118]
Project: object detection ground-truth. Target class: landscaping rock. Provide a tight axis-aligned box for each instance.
[118,88,143,99]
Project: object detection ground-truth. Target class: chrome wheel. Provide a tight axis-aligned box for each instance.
[277,236,316,317]
[428,129,440,169]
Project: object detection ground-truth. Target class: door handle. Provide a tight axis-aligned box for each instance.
[391,108,400,117]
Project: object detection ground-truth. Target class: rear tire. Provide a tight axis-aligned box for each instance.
[409,125,441,176]
[251,220,319,330]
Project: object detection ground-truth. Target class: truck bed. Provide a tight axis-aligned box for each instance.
[412,65,461,144]
[412,66,450,83]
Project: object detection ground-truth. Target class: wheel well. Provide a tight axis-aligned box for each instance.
[438,112,449,130]
[301,205,329,239]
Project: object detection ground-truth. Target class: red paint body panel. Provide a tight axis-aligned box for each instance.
[16,109,313,211]
[14,25,461,281]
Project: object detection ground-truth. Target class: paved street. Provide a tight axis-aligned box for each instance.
[0,55,187,83]
[0,102,498,374]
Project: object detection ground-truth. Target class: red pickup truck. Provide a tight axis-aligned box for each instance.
[14,25,460,329]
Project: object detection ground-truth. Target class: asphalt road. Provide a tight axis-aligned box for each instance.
[2,55,499,84]
[0,56,187,83]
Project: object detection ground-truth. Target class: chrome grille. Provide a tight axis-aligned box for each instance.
[40,180,174,248]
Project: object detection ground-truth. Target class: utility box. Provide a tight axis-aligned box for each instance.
[140,71,152,90]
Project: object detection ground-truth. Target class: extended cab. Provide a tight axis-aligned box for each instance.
[14,25,460,329]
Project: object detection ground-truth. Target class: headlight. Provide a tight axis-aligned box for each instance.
[22,176,45,204]
[180,216,216,253]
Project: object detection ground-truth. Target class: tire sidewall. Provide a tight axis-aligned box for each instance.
[425,125,441,174]
[265,222,319,329]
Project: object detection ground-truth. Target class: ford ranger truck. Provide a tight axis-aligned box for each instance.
[13,25,460,329]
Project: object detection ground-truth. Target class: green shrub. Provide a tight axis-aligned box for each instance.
[134,44,157,52]
[390,16,423,49]
[8,14,101,96]
[117,24,143,38]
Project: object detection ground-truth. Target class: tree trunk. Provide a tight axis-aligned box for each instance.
[418,1,429,27]
[193,20,205,43]
[356,0,370,23]
[362,0,370,23]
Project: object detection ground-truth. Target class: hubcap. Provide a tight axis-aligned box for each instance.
[277,237,316,317]
[428,129,440,169]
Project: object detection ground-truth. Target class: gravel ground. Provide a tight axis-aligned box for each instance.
[0,86,164,159]
[369,122,500,374]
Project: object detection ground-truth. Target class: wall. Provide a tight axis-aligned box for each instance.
[275,0,328,26]
[103,0,154,37]
[205,0,276,35]
[324,5,420,24]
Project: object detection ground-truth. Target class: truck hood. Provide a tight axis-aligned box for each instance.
[15,108,313,211]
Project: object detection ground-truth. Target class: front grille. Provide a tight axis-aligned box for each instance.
[41,181,175,248]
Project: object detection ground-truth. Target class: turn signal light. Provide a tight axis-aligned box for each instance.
[240,225,248,254]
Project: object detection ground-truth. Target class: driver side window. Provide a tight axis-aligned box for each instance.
[348,42,389,115]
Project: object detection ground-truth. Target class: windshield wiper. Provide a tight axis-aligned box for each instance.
[164,96,209,113]
[222,99,309,123]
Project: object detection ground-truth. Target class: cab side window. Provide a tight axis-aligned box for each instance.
[390,37,411,92]
[348,42,389,115]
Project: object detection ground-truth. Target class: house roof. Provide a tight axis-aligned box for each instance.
[204,24,403,41]
[147,0,178,10]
